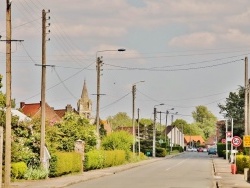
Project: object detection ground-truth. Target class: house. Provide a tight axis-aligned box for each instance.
[11,109,31,122]
[165,125,184,148]
[184,135,205,148]
[54,104,78,119]
[100,120,112,135]
[20,102,61,124]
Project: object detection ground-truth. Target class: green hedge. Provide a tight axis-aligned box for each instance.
[84,150,126,171]
[11,162,27,179]
[156,147,167,157]
[236,155,250,174]
[49,152,82,177]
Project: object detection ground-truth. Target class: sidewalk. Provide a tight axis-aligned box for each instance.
[10,156,170,188]
[213,156,250,188]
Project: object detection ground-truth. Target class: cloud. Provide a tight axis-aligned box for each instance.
[168,32,216,48]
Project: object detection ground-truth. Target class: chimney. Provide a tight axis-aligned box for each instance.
[66,104,72,112]
[20,102,25,108]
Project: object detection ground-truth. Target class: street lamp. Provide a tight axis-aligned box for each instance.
[153,103,164,157]
[95,48,126,148]
[132,80,145,154]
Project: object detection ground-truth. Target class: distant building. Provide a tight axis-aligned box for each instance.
[165,126,184,148]
[77,80,92,119]
[184,135,205,148]
[54,104,78,119]
[20,102,61,124]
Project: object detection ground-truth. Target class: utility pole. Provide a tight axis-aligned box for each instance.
[96,56,103,149]
[132,84,136,154]
[137,108,140,154]
[225,119,228,161]
[40,9,50,168]
[165,110,169,143]
[153,107,157,157]
[5,1,12,186]
[3,2,24,186]
[245,56,248,136]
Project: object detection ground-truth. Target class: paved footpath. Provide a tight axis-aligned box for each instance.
[213,156,250,188]
[10,154,250,188]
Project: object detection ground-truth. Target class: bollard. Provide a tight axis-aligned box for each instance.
[244,168,249,181]
[231,164,237,174]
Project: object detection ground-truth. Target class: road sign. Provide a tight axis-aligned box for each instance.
[243,136,250,147]
[226,131,232,141]
[232,136,242,147]
[221,139,226,144]
[227,132,232,137]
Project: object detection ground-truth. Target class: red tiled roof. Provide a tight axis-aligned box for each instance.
[20,102,61,123]
[184,135,205,144]
[21,103,41,117]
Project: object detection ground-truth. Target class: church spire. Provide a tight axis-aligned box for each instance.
[81,80,88,99]
[78,80,92,119]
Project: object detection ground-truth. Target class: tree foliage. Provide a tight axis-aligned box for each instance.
[191,106,217,139]
[101,131,133,158]
[47,112,97,152]
[218,86,245,138]
[107,112,132,130]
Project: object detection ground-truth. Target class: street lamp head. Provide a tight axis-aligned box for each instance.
[159,103,164,106]
[171,108,174,110]
[118,48,126,52]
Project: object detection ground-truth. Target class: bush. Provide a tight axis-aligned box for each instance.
[24,166,48,180]
[236,155,250,174]
[101,131,133,160]
[156,147,167,157]
[49,152,82,177]
[11,162,27,179]
[84,150,127,171]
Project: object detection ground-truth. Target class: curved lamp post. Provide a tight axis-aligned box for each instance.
[153,103,164,157]
[95,48,126,148]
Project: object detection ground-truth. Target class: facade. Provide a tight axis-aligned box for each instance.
[165,126,184,148]
[77,80,92,119]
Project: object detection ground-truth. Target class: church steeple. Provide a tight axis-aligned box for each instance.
[77,80,92,119]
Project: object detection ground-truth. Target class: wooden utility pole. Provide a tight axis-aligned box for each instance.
[40,9,47,168]
[95,56,102,149]
[5,1,12,187]
[245,57,249,135]
[132,84,136,154]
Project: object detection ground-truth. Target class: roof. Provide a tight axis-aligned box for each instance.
[184,135,205,144]
[11,109,31,122]
[20,102,61,123]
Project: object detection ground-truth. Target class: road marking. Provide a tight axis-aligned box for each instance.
[165,158,189,171]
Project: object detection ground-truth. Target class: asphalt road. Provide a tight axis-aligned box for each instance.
[67,152,215,188]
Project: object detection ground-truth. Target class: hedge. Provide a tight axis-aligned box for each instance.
[84,149,126,171]
[49,152,82,177]
[236,155,250,174]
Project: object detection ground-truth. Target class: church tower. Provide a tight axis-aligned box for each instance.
[77,80,92,119]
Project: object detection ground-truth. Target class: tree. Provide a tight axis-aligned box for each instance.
[192,106,217,139]
[107,112,132,130]
[46,112,97,152]
[218,86,244,138]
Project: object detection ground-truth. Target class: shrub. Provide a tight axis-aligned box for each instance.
[156,147,167,157]
[11,162,27,179]
[236,155,250,174]
[84,150,127,171]
[49,152,82,177]
[24,166,48,180]
[101,131,133,159]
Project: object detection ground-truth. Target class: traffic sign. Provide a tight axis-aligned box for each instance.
[243,136,250,147]
[232,136,242,147]
[226,131,232,137]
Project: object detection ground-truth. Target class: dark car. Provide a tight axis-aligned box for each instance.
[208,147,217,155]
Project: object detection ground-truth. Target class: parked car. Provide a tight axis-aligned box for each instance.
[203,148,207,152]
[208,147,217,155]
[197,147,203,152]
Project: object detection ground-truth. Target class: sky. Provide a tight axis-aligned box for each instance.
[0,0,250,124]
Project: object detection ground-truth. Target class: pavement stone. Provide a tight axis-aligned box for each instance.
[213,157,250,188]
[9,153,250,188]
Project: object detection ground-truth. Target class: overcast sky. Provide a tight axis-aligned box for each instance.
[0,0,250,124]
